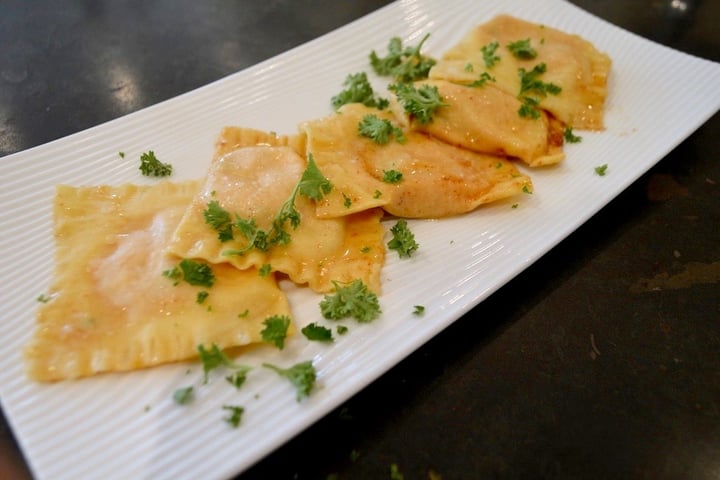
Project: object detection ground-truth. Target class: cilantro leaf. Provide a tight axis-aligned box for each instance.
[261,315,291,350]
[387,219,419,258]
[389,82,447,125]
[263,361,317,401]
[320,279,381,323]
[139,150,173,177]
[301,323,334,342]
[370,34,436,82]
[331,72,389,110]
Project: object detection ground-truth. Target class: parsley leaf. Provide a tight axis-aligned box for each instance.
[413,305,425,316]
[164,259,215,288]
[222,405,244,428]
[139,150,173,177]
[172,386,194,405]
[225,365,252,389]
[301,323,334,342]
[298,153,334,201]
[331,72,389,110]
[389,82,447,125]
[263,361,317,401]
[382,169,403,184]
[197,343,239,383]
[179,259,215,287]
[516,63,561,119]
[507,38,538,59]
[595,164,609,176]
[320,279,381,323]
[221,155,332,256]
[468,72,496,88]
[370,34,436,82]
[387,219,419,258]
[203,200,234,242]
[196,291,209,304]
[563,127,583,144]
[481,41,501,68]
[261,315,291,350]
[358,114,406,145]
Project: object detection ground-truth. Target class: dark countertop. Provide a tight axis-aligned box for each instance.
[1,1,718,479]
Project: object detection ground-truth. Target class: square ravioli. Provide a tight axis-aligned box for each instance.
[25,181,292,381]
[167,145,386,293]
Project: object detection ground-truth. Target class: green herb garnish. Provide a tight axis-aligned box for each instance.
[370,34,436,82]
[301,323,334,342]
[358,114,406,145]
[260,315,291,350]
[331,72,389,110]
[320,279,381,323]
[139,150,173,177]
[507,38,537,59]
[387,219,419,258]
[263,361,317,401]
[389,82,448,124]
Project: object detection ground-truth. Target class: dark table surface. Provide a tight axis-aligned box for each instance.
[2,1,719,479]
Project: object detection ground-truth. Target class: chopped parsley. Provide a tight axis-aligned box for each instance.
[481,41,501,68]
[358,114,406,145]
[336,325,349,335]
[517,63,561,119]
[139,150,173,177]
[343,193,352,208]
[196,291,209,304]
[563,127,583,144]
[301,323,334,342]
[259,263,272,277]
[373,189,383,199]
[331,72,389,110]
[595,164,609,176]
[215,154,332,255]
[387,219,419,258]
[370,33,436,82]
[197,343,240,383]
[172,386,194,405]
[382,169,403,184]
[263,361,317,401]
[413,305,425,316]
[225,365,252,389]
[37,294,51,303]
[222,405,244,428]
[389,82,447,125]
[261,315,291,350]
[163,259,215,287]
[320,279,381,323]
[507,38,538,59]
[468,71,496,88]
[204,200,234,242]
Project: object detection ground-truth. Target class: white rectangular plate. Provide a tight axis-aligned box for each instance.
[1,1,719,479]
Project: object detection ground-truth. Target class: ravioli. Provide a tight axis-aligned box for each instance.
[303,103,533,218]
[214,126,306,159]
[167,145,385,293]
[393,79,565,166]
[26,181,292,381]
[429,14,612,130]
